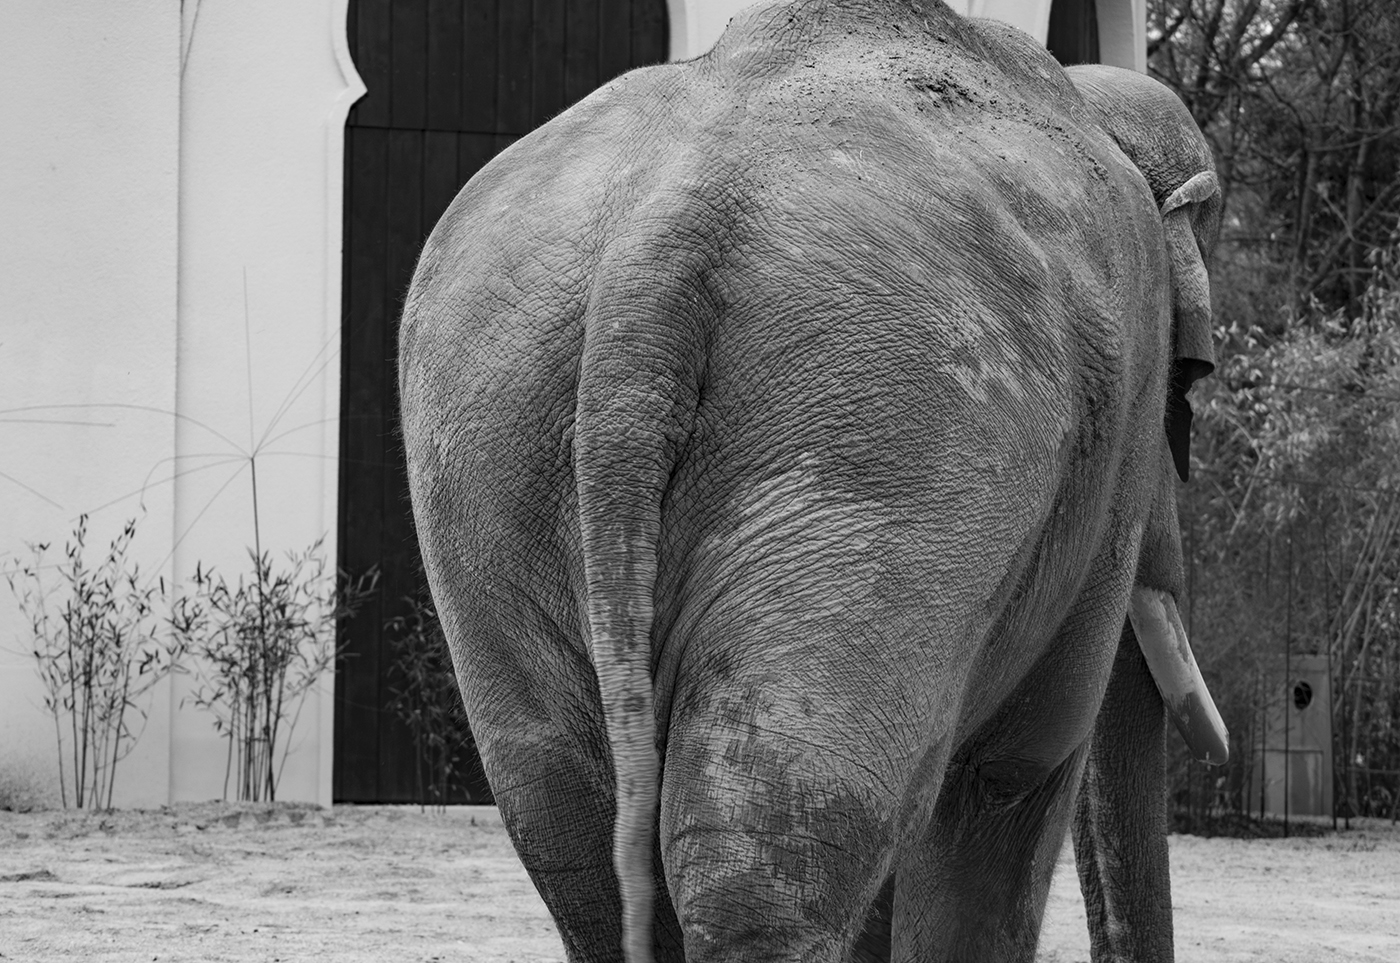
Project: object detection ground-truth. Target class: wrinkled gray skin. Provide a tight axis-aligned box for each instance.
[1065,63,1220,963]
[399,2,1219,961]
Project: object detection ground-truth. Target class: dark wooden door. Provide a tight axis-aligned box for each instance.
[336,0,669,803]
[1047,0,1101,66]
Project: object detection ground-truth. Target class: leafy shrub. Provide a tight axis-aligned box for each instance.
[386,592,479,810]
[5,516,183,809]
[171,540,376,802]
[1181,246,1400,823]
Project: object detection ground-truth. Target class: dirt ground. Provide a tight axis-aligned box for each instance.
[1,804,1396,962]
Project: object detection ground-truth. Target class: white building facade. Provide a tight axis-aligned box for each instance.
[0,0,1144,809]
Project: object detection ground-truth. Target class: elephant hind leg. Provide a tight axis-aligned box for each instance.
[486,731,686,963]
[656,776,897,962]
[657,712,913,963]
[891,740,1090,963]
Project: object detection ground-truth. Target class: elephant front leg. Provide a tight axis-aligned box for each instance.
[1072,621,1175,963]
[889,553,1133,962]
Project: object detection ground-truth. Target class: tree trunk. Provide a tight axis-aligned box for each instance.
[1293,146,1319,297]
[1344,133,1372,319]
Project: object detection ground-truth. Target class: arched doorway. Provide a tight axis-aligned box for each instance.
[336,0,669,803]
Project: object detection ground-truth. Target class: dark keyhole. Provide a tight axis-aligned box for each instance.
[1293,681,1313,710]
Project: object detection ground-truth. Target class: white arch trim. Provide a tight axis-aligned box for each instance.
[1098,0,1147,72]
[667,0,742,60]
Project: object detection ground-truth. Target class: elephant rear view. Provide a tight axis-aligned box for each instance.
[399,1,1224,961]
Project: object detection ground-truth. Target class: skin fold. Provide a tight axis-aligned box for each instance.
[397,2,1220,961]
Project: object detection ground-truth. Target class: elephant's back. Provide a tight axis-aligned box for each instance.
[399,0,1172,678]
[641,16,1171,664]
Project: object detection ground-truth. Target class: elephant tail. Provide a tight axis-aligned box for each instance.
[573,229,711,963]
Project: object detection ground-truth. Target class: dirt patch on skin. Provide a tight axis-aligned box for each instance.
[0,803,1396,961]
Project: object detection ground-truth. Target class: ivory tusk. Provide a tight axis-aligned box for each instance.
[1128,587,1231,766]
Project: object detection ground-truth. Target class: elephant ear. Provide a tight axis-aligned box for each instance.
[1160,170,1219,482]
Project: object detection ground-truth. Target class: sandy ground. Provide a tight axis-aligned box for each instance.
[1,804,1396,962]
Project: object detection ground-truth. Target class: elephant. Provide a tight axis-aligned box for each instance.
[1065,61,1226,963]
[398,1,1227,961]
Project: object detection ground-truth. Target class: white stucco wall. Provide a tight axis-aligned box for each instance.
[0,1,181,810]
[0,0,360,811]
[666,0,1144,68]
[1099,0,1148,72]
[170,0,363,807]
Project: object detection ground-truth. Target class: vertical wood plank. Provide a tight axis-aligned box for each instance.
[376,450,420,802]
[497,1,533,134]
[380,127,426,801]
[598,0,630,85]
[426,0,464,130]
[564,0,600,108]
[336,124,390,801]
[423,131,462,230]
[350,0,393,127]
[384,131,425,330]
[391,0,429,129]
[631,0,668,67]
[1047,0,1101,66]
[463,0,500,132]
[532,0,567,126]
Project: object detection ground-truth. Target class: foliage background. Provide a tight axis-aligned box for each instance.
[1149,0,1400,821]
